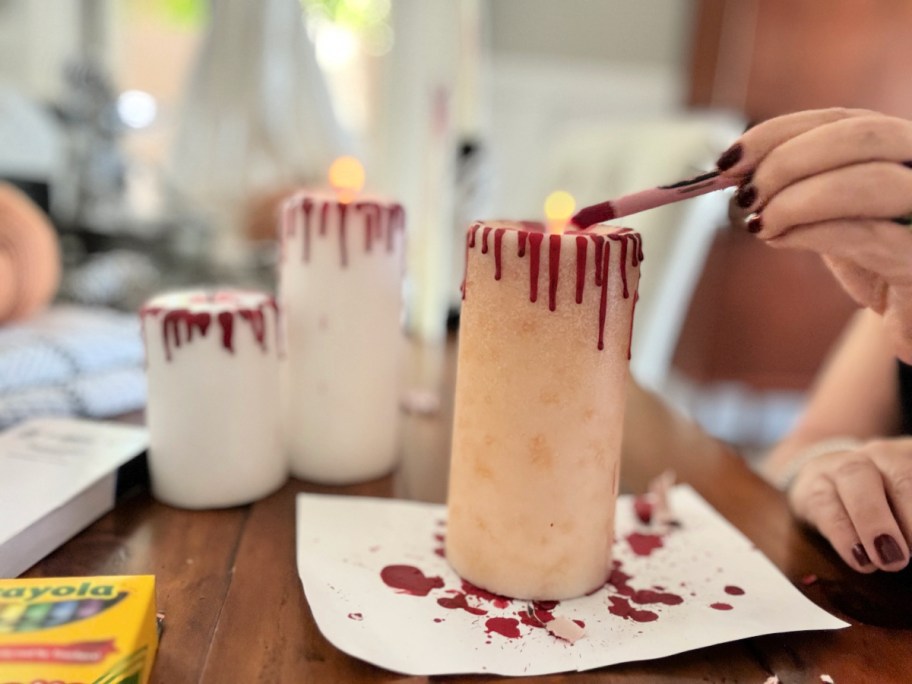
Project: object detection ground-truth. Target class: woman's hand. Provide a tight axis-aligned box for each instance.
[716,108,912,364]
[788,437,912,572]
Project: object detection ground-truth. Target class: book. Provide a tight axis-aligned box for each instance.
[0,418,149,578]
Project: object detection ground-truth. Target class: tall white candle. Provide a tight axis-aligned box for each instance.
[140,289,286,509]
[279,187,406,484]
[446,220,642,600]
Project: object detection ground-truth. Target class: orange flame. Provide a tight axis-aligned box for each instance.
[328,156,365,204]
[544,190,575,234]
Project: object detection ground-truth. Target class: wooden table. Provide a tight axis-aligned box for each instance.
[22,359,912,682]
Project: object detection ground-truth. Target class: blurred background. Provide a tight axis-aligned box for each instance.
[1,0,906,459]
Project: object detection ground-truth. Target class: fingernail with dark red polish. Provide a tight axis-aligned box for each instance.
[716,144,743,171]
[874,534,904,564]
[746,214,763,233]
[736,184,757,208]
[852,543,872,566]
[902,160,912,169]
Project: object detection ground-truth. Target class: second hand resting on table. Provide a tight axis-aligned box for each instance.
[713,108,912,573]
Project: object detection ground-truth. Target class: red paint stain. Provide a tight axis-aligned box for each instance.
[347,612,363,621]
[626,532,664,557]
[607,562,683,606]
[437,592,487,616]
[380,565,444,597]
[710,602,733,611]
[485,617,521,638]
[724,585,745,596]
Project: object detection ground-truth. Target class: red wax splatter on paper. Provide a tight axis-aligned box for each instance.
[608,596,659,623]
[437,592,488,616]
[724,585,745,596]
[485,617,521,639]
[348,612,363,621]
[380,565,444,597]
[462,581,512,609]
[711,602,733,611]
[626,532,664,556]
[607,561,683,606]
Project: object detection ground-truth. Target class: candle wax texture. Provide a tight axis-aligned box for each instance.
[279,191,405,484]
[140,289,286,509]
[446,221,642,600]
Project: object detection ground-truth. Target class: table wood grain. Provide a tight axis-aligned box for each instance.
[20,345,912,683]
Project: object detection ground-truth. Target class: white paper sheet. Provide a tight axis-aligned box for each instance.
[296,485,848,677]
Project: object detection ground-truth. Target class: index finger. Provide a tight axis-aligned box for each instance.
[716,107,876,178]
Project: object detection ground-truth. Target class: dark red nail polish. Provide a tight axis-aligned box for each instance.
[874,534,904,564]
[736,184,757,208]
[746,215,762,233]
[852,543,872,566]
[716,144,743,171]
[902,160,912,169]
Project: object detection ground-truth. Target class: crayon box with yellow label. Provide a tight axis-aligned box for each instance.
[0,575,158,684]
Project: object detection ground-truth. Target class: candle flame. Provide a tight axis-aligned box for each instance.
[329,156,365,204]
[544,190,575,234]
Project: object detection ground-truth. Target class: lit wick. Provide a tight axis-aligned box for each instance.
[328,156,366,204]
[544,190,575,234]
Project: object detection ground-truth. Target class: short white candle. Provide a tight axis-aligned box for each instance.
[140,289,286,508]
[279,168,406,484]
[446,220,642,600]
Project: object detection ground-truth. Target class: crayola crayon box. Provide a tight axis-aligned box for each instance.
[0,575,157,684]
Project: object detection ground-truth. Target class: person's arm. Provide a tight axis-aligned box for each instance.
[762,309,912,572]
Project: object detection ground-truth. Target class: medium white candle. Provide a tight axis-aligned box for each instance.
[279,167,406,484]
[446,219,642,600]
[140,288,286,509]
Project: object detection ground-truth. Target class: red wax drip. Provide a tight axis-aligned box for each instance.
[593,236,604,287]
[517,231,527,257]
[481,226,492,254]
[724,585,745,596]
[620,236,629,298]
[319,202,330,236]
[608,596,659,623]
[626,532,664,556]
[493,228,505,280]
[627,290,639,360]
[356,202,378,252]
[217,311,234,353]
[461,227,475,300]
[597,240,610,351]
[161,310,211,361]
[711,602,733,611]
[301,199,313,262]
[337,202,349,267]
[485,617,521,638]
[239,309,267,352]
[575,236,587,304]
[548,234,561,312]
[388,204,405,253]
[528,232,543,303]
[380,565,444,597]
[437,592,487,615]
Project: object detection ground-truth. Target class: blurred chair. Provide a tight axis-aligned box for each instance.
[538,113,745,396]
